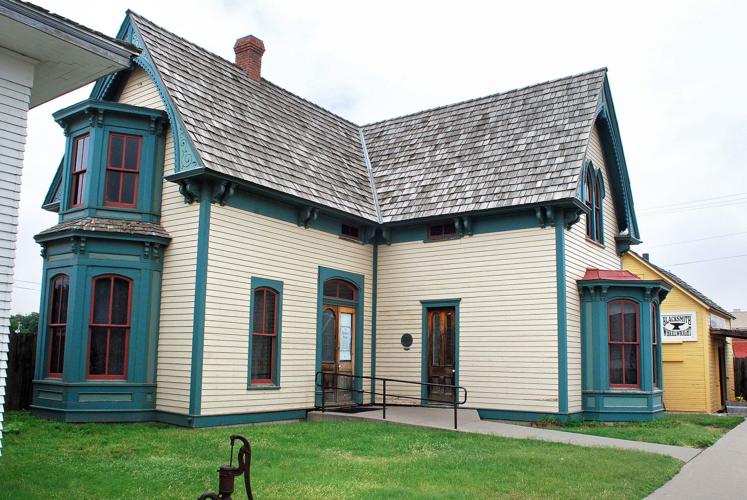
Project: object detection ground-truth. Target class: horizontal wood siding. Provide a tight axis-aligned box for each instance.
[376,227,559,411]
[201,206,373,415]
[565,122,622,412]
[0,51,34,457]
[117,68,197,414]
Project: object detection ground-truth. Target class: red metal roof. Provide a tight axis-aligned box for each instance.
[733,340,747,359]
[581,269,642,281]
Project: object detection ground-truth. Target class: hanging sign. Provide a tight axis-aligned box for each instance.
[661,312,697,342]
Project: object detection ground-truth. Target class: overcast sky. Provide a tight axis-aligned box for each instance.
[13,0,747,314]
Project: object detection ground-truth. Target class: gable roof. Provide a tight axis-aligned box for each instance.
[95,13,630,227]
[628,252,734,319]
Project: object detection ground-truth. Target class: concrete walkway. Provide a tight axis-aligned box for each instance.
[647,419,747,499]
[309,406,700,462]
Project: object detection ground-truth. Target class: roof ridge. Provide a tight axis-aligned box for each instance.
[126,10,362,130]
[358,128,382,224]
[362,67,608,129]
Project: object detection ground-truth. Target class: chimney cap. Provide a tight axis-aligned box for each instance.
[642,252,650,261]
[234,35,265,53]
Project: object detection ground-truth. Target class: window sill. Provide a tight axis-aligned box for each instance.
[246,384,281,391]
[423,235,462,243]
[584,236,605,249]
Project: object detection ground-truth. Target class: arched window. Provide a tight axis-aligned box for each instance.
[88,275,131,379]
[594,176,603,242]
[584,168,594,238]
[47,274,69,377]
[652,302,660,388]
[104,133,141,207]
[323,279,356,302]
[251,287,279,384]
[608,299,640,388]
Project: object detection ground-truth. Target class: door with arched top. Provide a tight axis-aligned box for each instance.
[321,279,357,404]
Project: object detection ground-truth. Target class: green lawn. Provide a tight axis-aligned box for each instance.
[0,412,680,499]
[553,413,743,448]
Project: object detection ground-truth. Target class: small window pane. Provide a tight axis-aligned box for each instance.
[105,171,121,202]
[109,135,124,168]
[252,335,273,380]
[323,281,338,298]
[58,278,69,324]
[120,173,137,205]
[338,282,354,301]
[124,136,140,170]
[445,312,453,366]
[93,278,112,324]
[263,291,276,334]
[253,289,266,333]
[430,225,443,237]
[339,312,352,362]
[322,309,336,363]
[623,302,637,342]
[609,307,623,342]
[49,329,65,373]
[625,346,638,385]
[108,328,127,375]
[89,328,108,375]
[609,345,623,384]
[111,278,130,325]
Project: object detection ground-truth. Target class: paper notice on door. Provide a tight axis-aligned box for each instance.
[340,313,352,361]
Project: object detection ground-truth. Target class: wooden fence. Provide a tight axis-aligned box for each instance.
[5,332,36,411]
[735,357,747,400]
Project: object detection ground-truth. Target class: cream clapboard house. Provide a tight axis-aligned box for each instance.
[30,11,671,426]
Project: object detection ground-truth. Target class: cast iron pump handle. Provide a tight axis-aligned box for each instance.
[198,434,253,500]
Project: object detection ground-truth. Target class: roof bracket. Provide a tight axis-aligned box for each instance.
[298,206,318,228]
[178,179,200,204]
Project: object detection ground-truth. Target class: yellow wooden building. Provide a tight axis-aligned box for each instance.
[623,252,735,413]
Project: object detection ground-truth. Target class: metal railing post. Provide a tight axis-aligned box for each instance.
[321,372,326,413]
[382,379,387,420]
[453,386,458,430]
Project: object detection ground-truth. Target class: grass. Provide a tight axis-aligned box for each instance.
[0,412,681,499]
[552,413,743,448]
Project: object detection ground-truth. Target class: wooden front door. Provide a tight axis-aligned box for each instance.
[321,305,355,404]
[426,307,456,403]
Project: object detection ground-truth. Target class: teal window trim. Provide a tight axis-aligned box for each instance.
[555,213,568,414]
[419,299,461,404]
[247,276,284,389]
[314,266,365,406]
[582,161,606,245]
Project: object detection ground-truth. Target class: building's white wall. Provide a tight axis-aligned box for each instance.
[376,227,559,412]
[564,121,622,412]
[0,49,34,456]
[117,67,198,414]
[201,206,373,415]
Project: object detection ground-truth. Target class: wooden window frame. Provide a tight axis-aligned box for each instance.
[250,287,279,385]
[69,134,89,208]
[428,221,458,241]
[341,223,361,241]
[608,299,640,388]
[47,274,69,378]
[584,168,594,239]
[323,278,357,302]
[87,275,132,380]
[103,133,142,208]
[594,176,603,243]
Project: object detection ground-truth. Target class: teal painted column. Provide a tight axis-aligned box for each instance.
[189,182,212,416]
[370,242,378,404]
[66,260,88,383]
[554,210,568,414]
[639,295,654,392]
[592,288,609,390]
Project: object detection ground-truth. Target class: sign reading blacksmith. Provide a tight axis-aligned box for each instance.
[661,312,697,342]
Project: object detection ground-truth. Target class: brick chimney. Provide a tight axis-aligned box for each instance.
[234,35,265,81]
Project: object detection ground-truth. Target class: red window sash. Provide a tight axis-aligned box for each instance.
[428,222,457,240]
[47,275,68,377]
[103,133,141,208]
[87,276,131,380]
[323,279,356,301]
[608,300,640,388]
[251,288,277,384]
[70,135,89,208]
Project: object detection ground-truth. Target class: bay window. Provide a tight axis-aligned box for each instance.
[104,133,141,207]
[88,275,131,379]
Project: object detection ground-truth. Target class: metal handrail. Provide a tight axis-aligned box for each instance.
[314,371,468,429]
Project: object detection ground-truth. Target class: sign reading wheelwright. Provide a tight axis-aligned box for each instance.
[662,312,697,342]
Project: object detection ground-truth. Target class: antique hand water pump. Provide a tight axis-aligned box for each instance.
[198,434,253,500]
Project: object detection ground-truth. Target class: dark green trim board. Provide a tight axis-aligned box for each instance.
[156,409,307,428]
[247,276,284,388]
[477,408,584,423]
[555,212,568,414]
[370,243,378,403]
[419,299,461,404]
[314,266,365,406]
[189,184,212,416]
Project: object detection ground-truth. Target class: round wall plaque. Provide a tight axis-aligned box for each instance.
[400,333,413,349]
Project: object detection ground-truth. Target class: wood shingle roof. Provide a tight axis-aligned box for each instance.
[130,13,607,224]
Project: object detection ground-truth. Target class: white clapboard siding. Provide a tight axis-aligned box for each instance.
[200,206,373,415]
[564,122,622,412]
[117,68,198,414]
[0,50,34,456]
[376,227,559,412]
